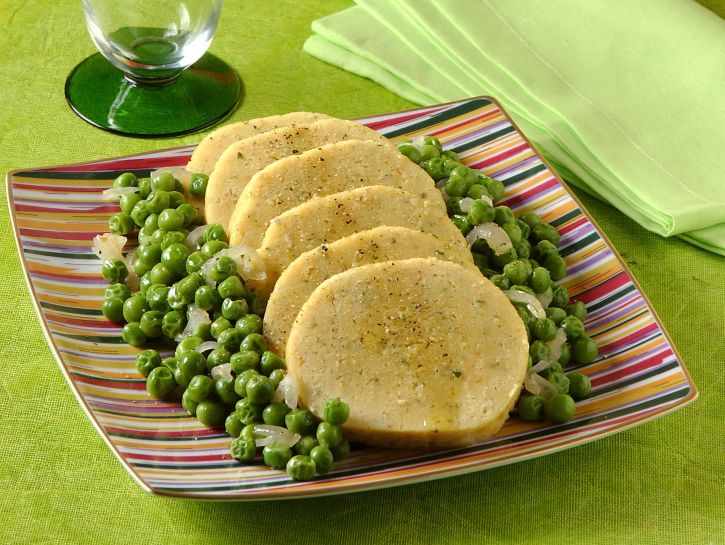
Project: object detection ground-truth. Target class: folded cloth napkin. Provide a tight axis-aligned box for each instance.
[304,0,725,255]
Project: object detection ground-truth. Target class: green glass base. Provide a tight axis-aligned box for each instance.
[65,53,242,137]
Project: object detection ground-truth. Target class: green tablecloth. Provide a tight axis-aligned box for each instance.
[0,1,722,543]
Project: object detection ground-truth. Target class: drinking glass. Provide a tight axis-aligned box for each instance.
[65,0,241,137]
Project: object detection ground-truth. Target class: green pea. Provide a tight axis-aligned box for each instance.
[545,306,567,325]
[130,200,151,227]
[200,240,229,259]
[135,349,161,377]
[210,316,232,339]
[157,208,185,231]
[196,399,227,428]
[567,301,588,322]
[161,356,178,372]
[236,314,263,337]
[122,293,148,323]
[230,350,260,373]
[493,206,516,226]
[423,135,442,150]
[161,243,191,277]
[550,285,570,308]
[533,223,560,247]
[217,276,246,300]
[528,267,551,294]
[529,340,550,363]
[113,172,138,188]
[206,347,231,370]
[561,315,585,340]
[444,173,468,197]
[285,409,316,435]
[225,412,244,437]
[515,239,532,259]
[102,259,128,284]
[181,389,199,415]
[441,149,459,161]
[491,247,518,268]
[316,422,343,448]
[286,455,316,481]
[178,350,207,380]
[567,372,592,400]
[533,318,557,341]
[189,173,209,198]
[101,297,124,322]
[518,211,542,230]
[467,199,495,226]
[548,371,570,395]
[502,222,523,247]
[323,398,349,425]
[482,176,505,203]
[160,231,188,251]
[221,298,248,321]
[418,143,439,162]
[421,157,446,180]
[295,436,319,456]
[245,374,275,404]
[450,215,472,235]
[541,362,564,379]
[246,293,267,317]
[235,397,263,425]
[259,444,292,470]
[137,177,152,199]
[230,436,256,462]
[193,285,220,312]
[139,310,164,338]
[262,402,291,427]
[217,327,244,353]
[146,366,175,398]
[269,369,287,389]
[517,219,531,240]
[186,251,206,274]
[121,322,147,347]
[187,374,214,403]
[260,351,285,376]
[571,336,598,364]
[240,333,266,354]
[177,203,197,227]
[204,224,227,243]
[544,254,567,281]
[118,192,142,216]
[471,252,488,273]
[396,142,422,163]
[330,438,350,462]
[150,171,176,192]
[146,191,171,215]
[310,445,334,475]
[466,183,490,200]
[168,190,186,209]
[104,283,132,302]
[558,343,571,366]
[137,243,162,266]
[517,395,545,421]
[175,336,203,359]
[210,256,237,282]
[503,259,533,285]
[132,256,153,277]
[487,274,508,291]
[545,394,576,423]
[161,310,186,338]
[149,263,175,285]
[234,369,259,397]
[216,377,241,406]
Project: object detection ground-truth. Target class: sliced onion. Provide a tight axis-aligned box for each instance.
[102,186,139,200]
[174,304,211,342]
[195,341,218,353]
[272,374,298,410]
[465,222,512,255]
[138,232,153,246]
[124,248,139,291]
[524,371,559,399]
[505,289,546,319]
[459,197,475,213]
[252,424,301,448]
[211,363,233,383]
[92,233,126,261]
[479,194,493,207]
[151,166,192,185]
[529,329,567,376]
[411,135,426,152]
[184,224,207,251]
[536,289,553,309]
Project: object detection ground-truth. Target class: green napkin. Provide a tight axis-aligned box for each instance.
[304,0,725,255]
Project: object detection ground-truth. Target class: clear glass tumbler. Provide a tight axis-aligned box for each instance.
[66,0,241,137]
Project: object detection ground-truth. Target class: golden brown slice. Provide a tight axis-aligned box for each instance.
[227,139,445,248]
[204,119,390,228]
[263,226,476,356]
[286,257,529,449]
[251,185,468,296]
[186,112,334,174]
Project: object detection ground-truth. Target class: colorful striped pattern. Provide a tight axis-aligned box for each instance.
[6,97,696,499]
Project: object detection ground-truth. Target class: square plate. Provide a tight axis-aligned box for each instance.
[6,97,697,500]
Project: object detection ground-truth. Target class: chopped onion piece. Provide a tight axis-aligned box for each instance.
[465,222,512,255]
[536,290,554,309]
[505,289,546,319]
[92,233,126,261]
[411,135,426,152]
[102,186,139,200]
[524,371,559,399]
[546,328,567,367]
[138,233,153,246]
[124,248,139,291]
[272,374,298,409]
[479,194,493,207]
[459,197,475,213]
[203,245,267,283]
[151,166,192,185]
[253,425,300,448]
[211,363,233,383]
[184,224,207,251]
[174,304,210,342]
[195,341,218,353]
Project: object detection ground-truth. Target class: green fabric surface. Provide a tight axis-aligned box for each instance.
[0,1,723,544]
[304,0,725,255]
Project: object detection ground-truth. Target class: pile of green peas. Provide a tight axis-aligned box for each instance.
[397,137,598,424]
[99,169,350,480]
